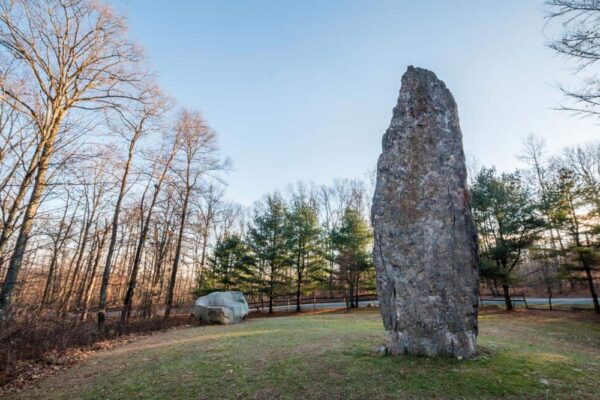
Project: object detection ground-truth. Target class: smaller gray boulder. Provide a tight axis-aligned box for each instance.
[193,291,249,324]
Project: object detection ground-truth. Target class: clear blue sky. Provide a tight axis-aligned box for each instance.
[115,0,598,205]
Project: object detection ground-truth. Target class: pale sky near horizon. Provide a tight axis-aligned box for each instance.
[115,0,598,206]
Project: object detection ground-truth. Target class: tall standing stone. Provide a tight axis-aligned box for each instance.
[371,66,479,358]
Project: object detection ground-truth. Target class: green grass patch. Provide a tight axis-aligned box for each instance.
[9,310,600,399]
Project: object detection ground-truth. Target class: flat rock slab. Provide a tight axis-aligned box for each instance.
[372,66,479,358]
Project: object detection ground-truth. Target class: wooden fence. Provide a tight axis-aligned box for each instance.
[247,293,379,312]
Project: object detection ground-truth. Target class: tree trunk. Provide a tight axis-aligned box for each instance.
[198,227,209,287]
[0,136,55,317]
[295,272,302,312]
[121,229,146,323]
[502,284,513,311]
[39,215,70,311]
[98,147,135,329]
[121,182,162,324]
[0,140,45,278]
[81,228,108,322]
[582,260,600,314]
[354,278,359,308]
[146,225,171,318]
[347,278,353,312]
[491,279,499,297]
[164,191,190,319]
[59,209,90,316]
[76,233,99,308]
[40,250,58,311]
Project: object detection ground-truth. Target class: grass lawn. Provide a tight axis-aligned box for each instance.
[6,309,600,399]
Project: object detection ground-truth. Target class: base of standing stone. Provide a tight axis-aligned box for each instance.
[386,329,477,359]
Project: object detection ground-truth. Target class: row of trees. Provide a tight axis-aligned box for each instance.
[0,0,376,324]
[471,136,600,313]
[199,184,374,313]
[199,136,600,316]
[0,0,597,329]
[0,0,233,326]
[198,137,600,315]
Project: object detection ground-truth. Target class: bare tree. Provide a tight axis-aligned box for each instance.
[560,143,600,212]
[193,184,223,288]
[39,192,79,311]
[520,134,565,304]
[0,0,144,317]
[546,0,600,116]
[164,110,223,319]
[97,88,158,328]
[120,120,179,324]
[143,188,177,317]
[0,91,39,276]
[58,152,112,316]
[81,222,109,322]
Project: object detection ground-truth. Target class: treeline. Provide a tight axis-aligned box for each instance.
[198,182,374,313]
[0,0,234,326]
[0,0,376,326]
[471,135,600,313]
[1,0,599,329]
[203,136,600,315]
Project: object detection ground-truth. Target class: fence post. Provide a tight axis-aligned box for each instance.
[313,293,316,310]
[287,298,289,312]
[522,293,529,309]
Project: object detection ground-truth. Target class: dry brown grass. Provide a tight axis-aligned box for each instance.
[0,311,194,392]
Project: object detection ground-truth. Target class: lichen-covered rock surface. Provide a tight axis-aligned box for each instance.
[193,291,249,324]
[371,66,479,358]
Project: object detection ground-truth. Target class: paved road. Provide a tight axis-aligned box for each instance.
[261,297,594,312]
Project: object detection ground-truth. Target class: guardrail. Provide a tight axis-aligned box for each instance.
[479,293,529,309]
[247,293,379,311]
[249,292,543,312]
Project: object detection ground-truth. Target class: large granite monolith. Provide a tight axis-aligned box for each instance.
[371,66,479,358]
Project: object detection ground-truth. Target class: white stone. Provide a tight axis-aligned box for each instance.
[193,291,249,324]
